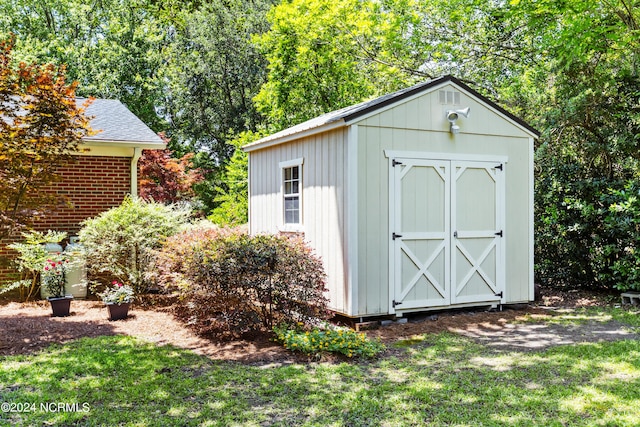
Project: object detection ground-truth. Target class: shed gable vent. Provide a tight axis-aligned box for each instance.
[439,90,461,105]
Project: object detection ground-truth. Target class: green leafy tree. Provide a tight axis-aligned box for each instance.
[0,38,93,239]
[509,0,640,289]
[0,0,169,131]
[161,0,274,214]
[255,0,536,130]
[208,132,262,226]
[164,0,272,155]
[254,0,402,130]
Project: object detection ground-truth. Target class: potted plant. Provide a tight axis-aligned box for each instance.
[0,230,67,302]
[42,255,73,317]
[100,281,134,320]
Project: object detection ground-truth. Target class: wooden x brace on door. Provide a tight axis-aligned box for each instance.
[454,236,498,297]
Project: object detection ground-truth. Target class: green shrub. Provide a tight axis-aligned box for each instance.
[173,230,329,339]
[535,158,640,292]
[1,230,67,301]
[78,197,190,294]
[273,323,385,358]
[602,184,640,291]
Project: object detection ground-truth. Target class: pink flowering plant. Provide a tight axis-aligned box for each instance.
[42,254,68,298]
[99,281,134,305]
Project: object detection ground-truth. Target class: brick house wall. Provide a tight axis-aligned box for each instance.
[0,155,134,282]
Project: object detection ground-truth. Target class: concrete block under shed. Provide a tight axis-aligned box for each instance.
[354,321,379,332]
[621,292,640,305]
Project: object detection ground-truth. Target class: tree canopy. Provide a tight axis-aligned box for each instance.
[2,0,640,290]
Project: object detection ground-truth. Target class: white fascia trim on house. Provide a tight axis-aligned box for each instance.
[81,139,167,150]
[244,121,345,153]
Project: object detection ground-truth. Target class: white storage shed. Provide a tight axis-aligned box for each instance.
[244,75,538,318]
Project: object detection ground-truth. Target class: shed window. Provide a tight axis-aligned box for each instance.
[280,158,304,226]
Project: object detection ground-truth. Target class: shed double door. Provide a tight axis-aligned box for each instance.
[391,158,505,312]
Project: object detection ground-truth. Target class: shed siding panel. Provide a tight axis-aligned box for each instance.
[248,129,351,314]
[358,83,531,138]
[357,125,532,315]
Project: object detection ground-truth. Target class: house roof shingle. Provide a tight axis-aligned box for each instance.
[81,98,164,146]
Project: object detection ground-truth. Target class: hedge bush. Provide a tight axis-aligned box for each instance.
[151,222,228,293]
[535,160,640,292]
[164,230,329,339]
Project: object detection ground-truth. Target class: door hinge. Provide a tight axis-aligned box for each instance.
[495,291,503,298]
[392,232,403,240]
[494,164,503,171]
[392,300,403,308]
[495,230,503,237]
[392,159,403,167]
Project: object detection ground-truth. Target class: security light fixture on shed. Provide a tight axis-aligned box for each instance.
[446,107,470,134]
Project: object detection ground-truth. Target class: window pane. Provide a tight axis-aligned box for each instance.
[284,196,299,211]
[284,196,299,224]
[284,167,292,180]
[285,181,292,195]
[292,166,299,180]
[285,210,293,224]
[291,181,299,194]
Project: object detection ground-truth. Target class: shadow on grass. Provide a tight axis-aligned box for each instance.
[2,333,640,426]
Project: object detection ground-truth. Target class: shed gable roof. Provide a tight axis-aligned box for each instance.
[81,98,164,148]
[244,75,539,152]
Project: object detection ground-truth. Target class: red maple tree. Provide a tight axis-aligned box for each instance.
[138,134,203,204]
[0,37,94,240]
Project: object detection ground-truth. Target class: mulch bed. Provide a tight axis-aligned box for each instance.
[0,286,631,363]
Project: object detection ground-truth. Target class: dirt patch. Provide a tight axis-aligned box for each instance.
[367,286,636,352]
[0,286,635,362]
[451,319,639,352]
[0,300,294,364]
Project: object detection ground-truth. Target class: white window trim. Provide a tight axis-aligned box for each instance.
[278,157,304,232]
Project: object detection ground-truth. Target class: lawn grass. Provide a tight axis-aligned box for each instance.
[2,313,640,426]
[518,306,640,329]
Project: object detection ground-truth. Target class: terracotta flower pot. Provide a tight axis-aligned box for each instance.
[106,302,131,321]
[48,296,73,317]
